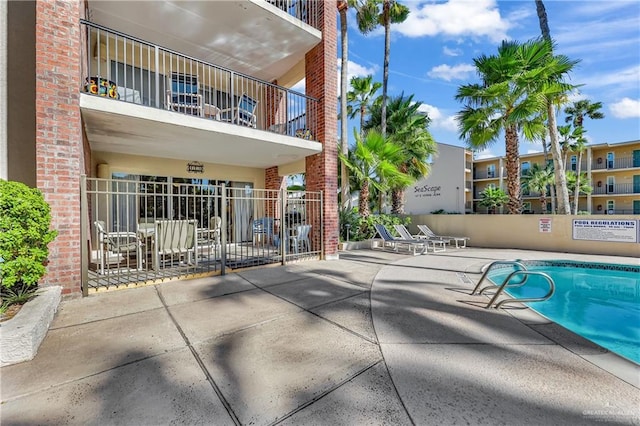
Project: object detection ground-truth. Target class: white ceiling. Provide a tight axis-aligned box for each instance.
[80,94,322,169]
[87,0,321,83]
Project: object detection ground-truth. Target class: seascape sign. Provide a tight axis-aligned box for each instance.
[413,184,441,198]
[187,161,204,174]
[572,219,638,243]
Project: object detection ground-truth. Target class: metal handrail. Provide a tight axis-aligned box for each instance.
[484,271,555,309]
[470,260,528,295]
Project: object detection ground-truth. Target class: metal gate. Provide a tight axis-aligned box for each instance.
[81,176,322,294]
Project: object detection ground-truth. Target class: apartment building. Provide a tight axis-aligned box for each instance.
[472,140,640,215]
[2,1,338,295]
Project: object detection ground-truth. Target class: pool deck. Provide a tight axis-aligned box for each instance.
[1,248,639,425]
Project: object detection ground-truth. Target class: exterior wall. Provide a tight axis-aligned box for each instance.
[304,0,338,259]
[6,0,36,186]
[35,0,83,295]
[92,151,265,188]
[407,214,638,257]
[404,143,468,214]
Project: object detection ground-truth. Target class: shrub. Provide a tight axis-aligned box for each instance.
[0,180,57,291]
[339,208,410,242]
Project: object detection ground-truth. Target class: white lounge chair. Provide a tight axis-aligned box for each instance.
[416,224,469,248]
[153,219,198,270]
[372,224,427,255]
[393,224,446,252]
[94,220,142,274]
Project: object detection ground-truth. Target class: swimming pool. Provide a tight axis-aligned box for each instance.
[487,260,640,364]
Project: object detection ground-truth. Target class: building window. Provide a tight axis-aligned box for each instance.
[607,152,614,168]
[522,161,530,176]
[523,201,532,213]
[607,176,615,193]
[607,200,615,214]
[487,164,495,178]
[570,155,577,171]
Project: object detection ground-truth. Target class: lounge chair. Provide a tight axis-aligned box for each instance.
[94,220,143,274]
[393,224,446,252]
[416,224,469,248]
[372,224,427,255]
[153,219,198,270]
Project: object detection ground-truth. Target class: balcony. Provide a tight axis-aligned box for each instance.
[592,156,640,171]
[592,183,640,196]
[86,0,321,82]
[474,170,498,180]
[80,21,322,168]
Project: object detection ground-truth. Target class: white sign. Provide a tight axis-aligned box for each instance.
[539,218,552,233]
[572,219,639,243]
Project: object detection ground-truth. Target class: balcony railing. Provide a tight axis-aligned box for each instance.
[465,161,472,170]
[592,183,640,195]
[465,181,472,190]
[265,0,319,29]
[474,170,498,180]
[81,20,318,141]
[591,209,639,215]
[592,156,639,171]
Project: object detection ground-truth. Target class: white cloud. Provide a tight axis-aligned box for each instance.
[609,98,640,119]
[427,64,476,82]
[337,60,378,95]
[526,149,543,155]
[474,148,496,160]
[396,0,511,43]
[443,46,462,57]
[578,65,640,89]
[418,104,459,132]
[290,79,305,93]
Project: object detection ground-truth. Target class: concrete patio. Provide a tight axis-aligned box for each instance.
[1,248,638,425]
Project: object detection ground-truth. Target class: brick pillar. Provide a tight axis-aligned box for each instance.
[35,0,83,295]
[305,0,338,259]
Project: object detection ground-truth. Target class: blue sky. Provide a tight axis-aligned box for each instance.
[331,0,640,158]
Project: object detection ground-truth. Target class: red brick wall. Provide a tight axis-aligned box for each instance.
[305,0,338,258]
[35,0,83,295]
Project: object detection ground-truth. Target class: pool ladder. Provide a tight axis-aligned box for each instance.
[471,260,555,309]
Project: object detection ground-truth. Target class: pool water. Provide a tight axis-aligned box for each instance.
[488,263,640,364]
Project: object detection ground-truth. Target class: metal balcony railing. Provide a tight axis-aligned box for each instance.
[592,156,639,170]
[81,20,318,141]
[465,161,472,170]
[592,183,639,195]
[264,0,319,29]
[465,181,472,190]
[474,170,498,180]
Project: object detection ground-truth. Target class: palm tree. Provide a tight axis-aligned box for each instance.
[346,75,382,136]
[568,132,588,214]
[338,0,349,210]
[364,93,437,213]
[479,186,509,214]
[534,0,573,215]
[457,39,557,214]
[566,170,592,213]
[564,99,604,214]
[522,163,554,213]
[352,0,409,137]
[338,130,411,219]
[564,99,605,128]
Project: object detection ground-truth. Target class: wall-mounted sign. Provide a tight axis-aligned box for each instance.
[539,218,552,233]
[572,219,638,243]
[187,161,204,174]
[413,184,442,198]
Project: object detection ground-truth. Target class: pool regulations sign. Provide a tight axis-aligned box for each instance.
[572,219,639,243]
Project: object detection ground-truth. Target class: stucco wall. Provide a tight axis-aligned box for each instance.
[406,214,640,258]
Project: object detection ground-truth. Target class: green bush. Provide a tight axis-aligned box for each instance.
[339,208,410,242]
[0,180,57,290]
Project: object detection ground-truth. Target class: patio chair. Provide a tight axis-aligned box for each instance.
[198,216,221,246]
[289,224,311,254]
[253,217,275,245]
[416,224,470,248]
[372,224,427,255]
[166,74,203,116]
[153,219,198,270]
[94,220,142,274]
[219,93,258,127]
[393,224,446,253]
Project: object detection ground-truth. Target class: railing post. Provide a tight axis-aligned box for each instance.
[80,175,89,297]
[155,46,160,108]
[221,182,227,275]
[280,188,287,265]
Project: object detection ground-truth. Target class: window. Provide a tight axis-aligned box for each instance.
[607,200,615,214]
[521,161,530,176]
[523,201,532,213]
[487,164,496,178]
[570,155,577,171]
[607,152,614,169]
[607,176,615,193]
[111,61,166,107]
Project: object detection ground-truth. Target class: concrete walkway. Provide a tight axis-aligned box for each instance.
[1,248,638,425]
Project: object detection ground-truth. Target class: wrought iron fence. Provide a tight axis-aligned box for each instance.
[81,20,318,141]
[592,156,637,170]
[264,0,319,29]
[592,183,638,195]
[81,176,322,294]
